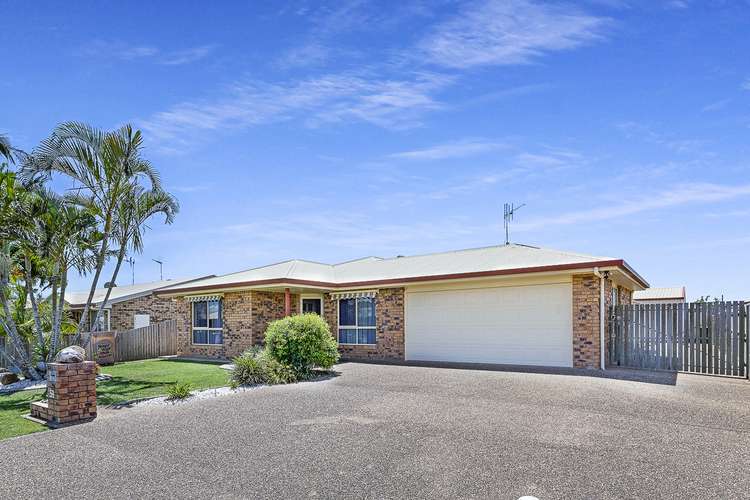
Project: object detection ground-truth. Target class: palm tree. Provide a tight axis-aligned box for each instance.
[37,196,99,359]
[0,134,13,162]
[91,184,179,331]
[0,170,42,379]
[22,122,161,342]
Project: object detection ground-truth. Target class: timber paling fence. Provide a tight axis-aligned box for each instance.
[609,302,748,378]
[1,319,178,369]
[70,319,178,362]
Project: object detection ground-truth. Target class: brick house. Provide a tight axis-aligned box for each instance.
[158,244,647,369]
[66,277,213,332]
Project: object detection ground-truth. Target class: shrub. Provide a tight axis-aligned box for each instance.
[230,348,297,386]
[264,314,340,375]
[165,381,192,400]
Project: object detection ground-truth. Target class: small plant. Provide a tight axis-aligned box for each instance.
[165,381,193,400]
[264,314,340,377]
[230,348,297,386]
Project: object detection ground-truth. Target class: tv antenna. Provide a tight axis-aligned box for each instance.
[152,259,164,281]
[503,202,525,245]
[125,257,135,285]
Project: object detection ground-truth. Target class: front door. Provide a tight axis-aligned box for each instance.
[302,298,322,315]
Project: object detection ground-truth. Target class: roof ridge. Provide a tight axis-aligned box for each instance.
[334,256,384,265]
[286,260,298,278]
[207,259,301,279]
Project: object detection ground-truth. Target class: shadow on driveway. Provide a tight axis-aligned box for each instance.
[342,358,679,385]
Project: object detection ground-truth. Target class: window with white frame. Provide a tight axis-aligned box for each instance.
[192,299,223,345]
[338,297,376,344]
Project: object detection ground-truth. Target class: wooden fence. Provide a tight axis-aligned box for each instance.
[609,302,748,377]
[1,319,178,369]
[109,319,177,362]
[62,319,178,363]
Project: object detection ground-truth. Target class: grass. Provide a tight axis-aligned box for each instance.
[96,358,228,406]
[0,390,47,441]
[0,358,229,441]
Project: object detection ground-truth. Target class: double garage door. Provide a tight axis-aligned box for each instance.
[405,282,573,367]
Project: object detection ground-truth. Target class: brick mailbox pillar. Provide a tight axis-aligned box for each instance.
[30,361,97,427]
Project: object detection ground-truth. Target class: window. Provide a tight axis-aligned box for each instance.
[192,299,223,345]
[338,297,376,344]
[302,298,322,315]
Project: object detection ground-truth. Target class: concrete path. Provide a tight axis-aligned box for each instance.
[1,362,748,499]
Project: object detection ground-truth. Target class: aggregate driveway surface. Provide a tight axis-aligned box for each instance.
[1,363,749,499]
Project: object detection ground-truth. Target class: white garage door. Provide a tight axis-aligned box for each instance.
[405,283,573,367]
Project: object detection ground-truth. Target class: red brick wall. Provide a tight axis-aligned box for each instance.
[109,294,182,331]
[250,291,299,346]
[31,361,97,426]
[572,274,601,369]
[176,290,298,360]
[323,288,405,361]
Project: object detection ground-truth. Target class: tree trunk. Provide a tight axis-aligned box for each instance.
[48,266,67,363]
[73,208,113,344]
[24,262,45,349]
[0,284,41,380]
[0,336,24,374]
[91,244,126,334]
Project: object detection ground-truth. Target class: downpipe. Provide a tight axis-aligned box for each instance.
[593,267,608,371]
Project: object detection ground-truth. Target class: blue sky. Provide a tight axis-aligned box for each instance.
[2,0,749,299]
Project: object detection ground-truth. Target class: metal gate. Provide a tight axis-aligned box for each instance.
[609,302,748,377]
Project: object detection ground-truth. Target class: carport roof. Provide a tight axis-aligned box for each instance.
[158,244,648,295]
[632,287,686,301]
[65,276,214,307]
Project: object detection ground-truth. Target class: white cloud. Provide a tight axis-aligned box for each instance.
[616,121,707,153]
[388,139,508,160]
[160,45,218,66]
[78,40,216,65]
[701,99,731,113]
[276,43,331,69]
[666,0,690,9]
[517,182,750,230]
[419,0,608,69]
[78,41,158,60]
[220,211,487,254]
[742,78,750,91]
[138,72,452,151]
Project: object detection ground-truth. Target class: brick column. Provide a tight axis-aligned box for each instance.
[31,361,97,427]
[572,275,602,369]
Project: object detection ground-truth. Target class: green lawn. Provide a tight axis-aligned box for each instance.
[0,358,230,441]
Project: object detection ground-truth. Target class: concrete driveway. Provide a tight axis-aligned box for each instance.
[1,363,749,499]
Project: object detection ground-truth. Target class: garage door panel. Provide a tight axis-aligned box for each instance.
[405,283,573,367]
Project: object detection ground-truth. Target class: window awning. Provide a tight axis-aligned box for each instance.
[330,290,378,300]
[186,294,223,302]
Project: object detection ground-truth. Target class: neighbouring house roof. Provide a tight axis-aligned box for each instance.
[632,287,686,301]
[65,276,214,308]
[157,244,648,295]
